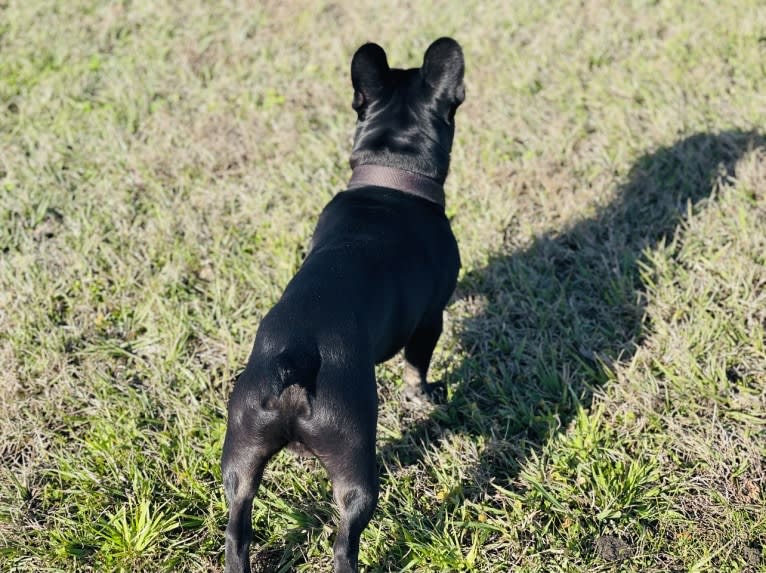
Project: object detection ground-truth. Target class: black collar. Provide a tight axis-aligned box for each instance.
[347,164,446,208]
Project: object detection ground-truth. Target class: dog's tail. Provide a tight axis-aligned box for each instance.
[262,347,319,418]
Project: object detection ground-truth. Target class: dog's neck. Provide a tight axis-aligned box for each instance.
[347,164,445,208]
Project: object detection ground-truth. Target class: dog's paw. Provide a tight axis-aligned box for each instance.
[424,381,447,404]
[402,381,446,406]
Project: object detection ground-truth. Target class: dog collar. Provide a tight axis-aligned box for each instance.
[347,165,446,208]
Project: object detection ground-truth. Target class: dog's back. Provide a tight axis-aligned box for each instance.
[228,183,459,455]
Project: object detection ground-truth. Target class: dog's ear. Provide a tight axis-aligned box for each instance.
[351,43,390,112]
[421,37,465,112]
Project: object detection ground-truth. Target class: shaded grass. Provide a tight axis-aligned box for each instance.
[1,0,766,572]
[375,130,766,572]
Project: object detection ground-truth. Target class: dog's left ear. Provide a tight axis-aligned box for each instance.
[421,37,465,111]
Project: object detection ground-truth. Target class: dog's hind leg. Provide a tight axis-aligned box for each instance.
[306,362,379,573]
[403,312,445,403]
[221,433,271,573]
[325,444,379,573]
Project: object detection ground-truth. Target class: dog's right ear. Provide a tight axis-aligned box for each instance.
[351,43,390,113]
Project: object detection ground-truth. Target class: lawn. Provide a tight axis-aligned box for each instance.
[1,0,765,571]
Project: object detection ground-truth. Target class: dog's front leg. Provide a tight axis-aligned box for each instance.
[403,313,446,404]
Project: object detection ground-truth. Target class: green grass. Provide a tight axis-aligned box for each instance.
[1,0,765,571]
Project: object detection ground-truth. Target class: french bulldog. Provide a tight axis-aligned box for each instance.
[222,37,465,573]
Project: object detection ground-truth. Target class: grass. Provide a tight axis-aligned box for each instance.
[1,0,765,571]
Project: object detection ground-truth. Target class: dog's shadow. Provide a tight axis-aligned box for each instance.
[374,129,764,568]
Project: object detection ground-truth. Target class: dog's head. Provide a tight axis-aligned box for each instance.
[349,38,465,184]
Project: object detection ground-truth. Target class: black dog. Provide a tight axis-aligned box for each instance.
[222,37,464,573]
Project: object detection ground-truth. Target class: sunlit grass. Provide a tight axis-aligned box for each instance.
[1,0,765,572]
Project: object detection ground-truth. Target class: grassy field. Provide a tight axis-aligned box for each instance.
[1,0,766,571]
